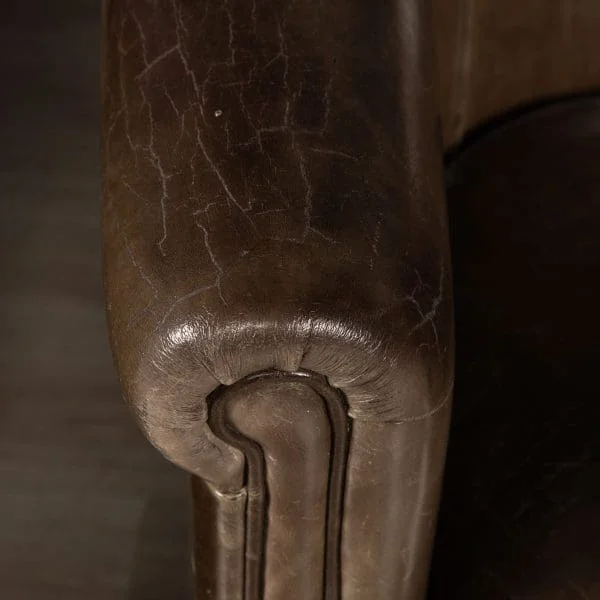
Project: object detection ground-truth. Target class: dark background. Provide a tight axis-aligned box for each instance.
[0,3,193,598]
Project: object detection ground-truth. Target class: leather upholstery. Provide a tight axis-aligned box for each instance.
[102,0,600,597]
[103,0,453,598]
[433,0,600,146]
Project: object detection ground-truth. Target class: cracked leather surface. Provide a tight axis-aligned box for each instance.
[103,0,453,481]
[102,1,453,598]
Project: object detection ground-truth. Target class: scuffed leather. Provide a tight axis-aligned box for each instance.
[103,1,454,598]
[209,374,342,600]
[103,0,453,484]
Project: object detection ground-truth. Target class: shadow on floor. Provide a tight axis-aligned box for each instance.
[128,486,194,600]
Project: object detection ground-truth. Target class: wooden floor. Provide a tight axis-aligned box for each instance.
[0,4,193,598]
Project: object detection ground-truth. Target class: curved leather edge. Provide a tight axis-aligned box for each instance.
[191,370,451,600]
[207,371,348,600]
[102,0,454,483]
[102,2,453,598]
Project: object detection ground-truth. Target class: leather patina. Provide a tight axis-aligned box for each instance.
[102,0,453,598]
[433,0,600,146]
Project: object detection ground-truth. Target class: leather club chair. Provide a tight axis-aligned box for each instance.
[102,1,600,598]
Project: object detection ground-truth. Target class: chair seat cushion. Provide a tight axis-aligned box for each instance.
[429,97,600,599]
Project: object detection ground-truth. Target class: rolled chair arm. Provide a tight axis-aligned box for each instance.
[102,0,453,598]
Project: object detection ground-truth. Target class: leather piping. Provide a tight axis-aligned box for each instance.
[208,370,351,600]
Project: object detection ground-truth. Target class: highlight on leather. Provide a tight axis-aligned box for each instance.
[102,0,454,598]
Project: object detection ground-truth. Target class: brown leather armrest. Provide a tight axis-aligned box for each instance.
[102,1,453,598]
